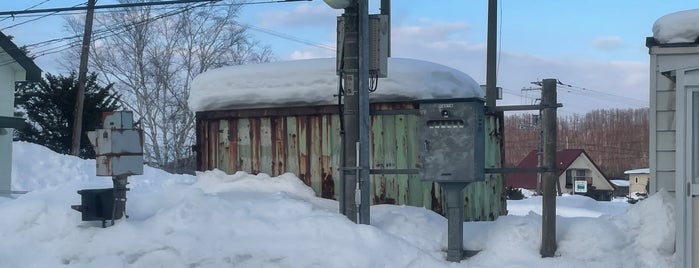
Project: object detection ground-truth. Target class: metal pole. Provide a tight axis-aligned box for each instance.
[443,183,467,262]
[540,78,558,257]
[357,0,371,225]
[70,0,97,155]
[341,3,359,223]
[485,0,497,108]
[380,0,390,57]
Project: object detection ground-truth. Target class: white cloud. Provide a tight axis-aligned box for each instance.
[286,22,649,115]
[258,3,341,28]
[592,36,623,51]
[288,45,336,60]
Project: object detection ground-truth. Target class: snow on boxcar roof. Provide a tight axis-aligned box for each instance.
[188,58,483,112]
[653,9,699,44]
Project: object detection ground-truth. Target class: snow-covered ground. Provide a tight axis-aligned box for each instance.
[4,142,675,267]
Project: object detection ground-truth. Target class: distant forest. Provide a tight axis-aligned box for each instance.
[504,108,649,178]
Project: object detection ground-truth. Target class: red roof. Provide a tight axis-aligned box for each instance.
[505,149,594,189]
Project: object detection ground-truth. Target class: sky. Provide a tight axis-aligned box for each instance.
[1,0,698,115]
[3,141,675,267]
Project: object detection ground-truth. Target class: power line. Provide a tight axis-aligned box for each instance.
[0,0,54,22]
[0,0,312,68]
[0,0,309,16]
[2,2,87,31]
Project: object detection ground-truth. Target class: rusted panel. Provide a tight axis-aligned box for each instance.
[272,117,287,176]
[460,113,506,221]
[286,116,300,177]
[207,120,219,170]
[197,105,340,120]
[250,118,261,174]
[320,115,335,199]
[309,116,322,195]
[260,118,273,175]
[198,119,208,171]
[228,119,239,172]
[297,116,311,186]
[380,115,397,205]
[370,102,418,112]
[330,115,342,200]
[405,115,425,207]
[370,114,385,205]
[218,119,230,173]
[395,114,410,205]
[238,118,252,172]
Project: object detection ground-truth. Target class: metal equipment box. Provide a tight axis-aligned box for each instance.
[86,111,144,176]
[418,98,485,182]
[102,111,134,129]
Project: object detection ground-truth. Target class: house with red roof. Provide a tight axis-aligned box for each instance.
[505,149,615,201]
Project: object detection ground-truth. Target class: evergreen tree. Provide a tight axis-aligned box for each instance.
[14,72,120,159]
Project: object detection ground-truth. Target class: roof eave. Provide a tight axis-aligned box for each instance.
[0,31,42,82]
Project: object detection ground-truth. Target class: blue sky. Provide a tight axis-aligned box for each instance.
[1,0,698,115]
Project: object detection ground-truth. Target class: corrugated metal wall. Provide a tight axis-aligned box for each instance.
[195,103,506,220]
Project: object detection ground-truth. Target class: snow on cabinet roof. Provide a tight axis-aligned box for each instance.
[188,58,483,112]
[624,168,649,174]
[653,9,699,44]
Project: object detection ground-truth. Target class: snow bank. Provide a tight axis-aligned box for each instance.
[4,142,677,267]
[653,9,699,44]
[188,58,483,112]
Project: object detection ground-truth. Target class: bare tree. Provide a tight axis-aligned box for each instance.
[64,1,272,172]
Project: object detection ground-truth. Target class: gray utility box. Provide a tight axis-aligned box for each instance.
[418,98,485,182]
[86,111,144,176]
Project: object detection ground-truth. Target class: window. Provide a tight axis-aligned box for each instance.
[566,169,590,187]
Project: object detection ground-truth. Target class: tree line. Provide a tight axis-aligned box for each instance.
[504,108,649,178]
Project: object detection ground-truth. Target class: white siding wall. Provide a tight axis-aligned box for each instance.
[0,55,26,193]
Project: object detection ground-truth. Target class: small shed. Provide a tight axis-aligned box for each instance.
[190,58,506,221]
[0,31,41,195]
[623,168,649,195]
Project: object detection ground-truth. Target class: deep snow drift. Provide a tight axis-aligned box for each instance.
[4,142,675,267]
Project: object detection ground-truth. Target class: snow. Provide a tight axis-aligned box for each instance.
[188,58,483,112]
[611,179,630,187]
[5,141,676,267]
[653,9,699,44]
[625,168,650,174]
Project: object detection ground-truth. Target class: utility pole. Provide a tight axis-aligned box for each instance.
[540,78,558,257]
[485,0,497,108]
[340,0,370,224]
[70,0,97,155]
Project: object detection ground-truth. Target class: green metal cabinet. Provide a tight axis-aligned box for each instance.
[195,102,506,221]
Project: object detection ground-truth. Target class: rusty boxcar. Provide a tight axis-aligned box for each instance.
[190,58,506,221]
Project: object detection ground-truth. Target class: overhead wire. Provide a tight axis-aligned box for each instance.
[2,1,87,31]
[0,1,214,68]
[0,0,54,23]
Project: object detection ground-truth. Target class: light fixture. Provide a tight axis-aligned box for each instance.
[322,0,351,9]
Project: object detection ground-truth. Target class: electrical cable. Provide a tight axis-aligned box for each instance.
[0,0,54,22]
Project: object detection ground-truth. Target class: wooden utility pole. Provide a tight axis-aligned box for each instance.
[70,0,97,155]
[540,78,558,257]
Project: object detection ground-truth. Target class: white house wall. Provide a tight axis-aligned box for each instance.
[649,47,685,195]
[0,53,26,193]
